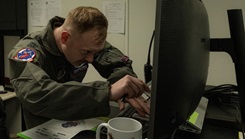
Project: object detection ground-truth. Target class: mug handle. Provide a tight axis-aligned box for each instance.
[96,123,108,139]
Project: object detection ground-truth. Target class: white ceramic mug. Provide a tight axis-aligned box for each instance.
[96,117,142,139]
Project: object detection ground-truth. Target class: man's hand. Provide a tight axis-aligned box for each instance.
[117,96,150,117]
[109,75,150,101]
[109,75,150,117]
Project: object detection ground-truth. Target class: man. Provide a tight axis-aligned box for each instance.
[8,6,150,129]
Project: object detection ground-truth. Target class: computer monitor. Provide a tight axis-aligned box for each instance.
[148,0,210,139]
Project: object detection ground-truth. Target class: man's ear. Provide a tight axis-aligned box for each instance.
[61,31,70,44]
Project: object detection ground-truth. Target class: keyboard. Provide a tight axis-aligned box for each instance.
[101,81,152,137]
[117,104,136,117]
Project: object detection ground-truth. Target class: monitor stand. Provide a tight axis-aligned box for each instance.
[209,9,245,125]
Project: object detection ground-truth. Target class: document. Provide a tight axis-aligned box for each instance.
[239,131,245,139]
[102,1,125,34]
[29,0,61,26]
[17,117,108,139]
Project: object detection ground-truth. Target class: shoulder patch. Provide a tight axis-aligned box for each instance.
[121,55,130,63]
[14,48,36,62]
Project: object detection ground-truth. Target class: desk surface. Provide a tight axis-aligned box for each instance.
[176,121,239,139]
[71,104,240,139]
[0,91,16,101]
[71,121,239,139]
[72,105,239,139]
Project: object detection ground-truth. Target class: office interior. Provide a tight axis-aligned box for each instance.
[1,0,245,138]
[3,0,245,85]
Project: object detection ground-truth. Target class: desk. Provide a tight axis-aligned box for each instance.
[175,121,238,139]
[71,121,238,139]
[71,104,239,139]
[16,107,239,139]
[0,91,16,101]
[0,92,22,134]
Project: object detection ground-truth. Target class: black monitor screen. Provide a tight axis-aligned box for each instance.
[148,0,210,138]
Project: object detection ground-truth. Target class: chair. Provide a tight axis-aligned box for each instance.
[0,97,10,139]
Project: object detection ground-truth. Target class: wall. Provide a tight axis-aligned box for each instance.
[4,0,245,86]
[203,0,245,85]
[4,0,156,83]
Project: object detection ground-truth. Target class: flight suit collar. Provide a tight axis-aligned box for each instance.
[41,16,65,56]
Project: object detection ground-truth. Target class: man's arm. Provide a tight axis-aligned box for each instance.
[92,41,137,84]
[8,48,111,121]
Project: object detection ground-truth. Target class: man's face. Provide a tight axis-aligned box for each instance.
[62,28,105,67]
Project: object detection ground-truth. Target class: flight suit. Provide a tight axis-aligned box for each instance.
[8,16,137,129]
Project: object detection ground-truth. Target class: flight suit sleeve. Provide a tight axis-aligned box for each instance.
[93,42,137,84]
[8,44,111,122]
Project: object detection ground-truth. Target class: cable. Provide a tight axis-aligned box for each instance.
[218,99,245,138]
[205,84,238,93]
[204,84,238,99]
[144,30,155,83]
[170,128,179,139]
[147,30,155,65]
[204,84,245,137]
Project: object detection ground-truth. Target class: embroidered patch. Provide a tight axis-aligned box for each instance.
[121,55,129,63]
[61,121,79,128]
[15,48,36,62]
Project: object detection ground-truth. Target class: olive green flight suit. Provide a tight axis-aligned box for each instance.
[8,16,137,129]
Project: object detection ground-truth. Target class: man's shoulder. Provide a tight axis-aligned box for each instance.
[14,31,42,48]
[9,35,44,63]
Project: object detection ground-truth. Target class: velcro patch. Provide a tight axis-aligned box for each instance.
[121,55,129,63]
[14,48,36,62]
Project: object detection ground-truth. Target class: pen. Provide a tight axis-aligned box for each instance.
[120,94,127,102]
[120,91,151,102]
[144,92,151,101]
